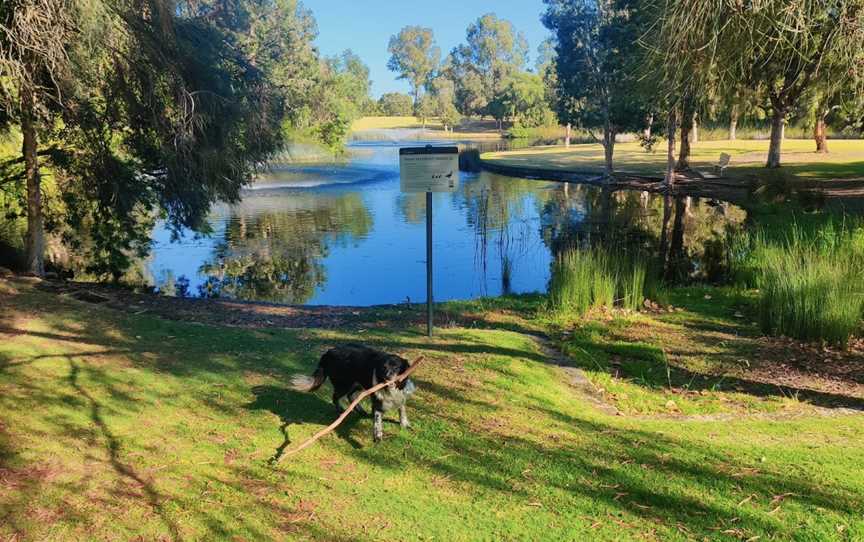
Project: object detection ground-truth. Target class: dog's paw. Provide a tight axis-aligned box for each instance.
[400,421,412,430]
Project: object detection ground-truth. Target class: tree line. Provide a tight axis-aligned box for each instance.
[384,15,554,133]
[541,0,864,177]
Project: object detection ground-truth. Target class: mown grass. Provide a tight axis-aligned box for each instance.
[2,279,863,541]
[482,139,864,180]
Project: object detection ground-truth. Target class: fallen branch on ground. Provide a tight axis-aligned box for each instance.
[277,356,425,460]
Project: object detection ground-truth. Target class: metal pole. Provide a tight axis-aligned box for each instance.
[426,191,433,337]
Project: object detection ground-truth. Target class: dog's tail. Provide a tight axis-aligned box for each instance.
[289,367,326,392]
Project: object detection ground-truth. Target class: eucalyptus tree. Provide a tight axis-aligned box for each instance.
[543,0,651,176]
[447,13,529,123]
[1,0,285,277]
[378,92,414,116]
[426,75,461,131]
[656,0,864,168]
[387,26,440,114]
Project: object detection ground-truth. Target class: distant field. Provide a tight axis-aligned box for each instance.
[483,139,864,180]
[350,116,443,131]
[350,116,504,140]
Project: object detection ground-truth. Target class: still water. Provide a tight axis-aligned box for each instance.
[148,142,746,306]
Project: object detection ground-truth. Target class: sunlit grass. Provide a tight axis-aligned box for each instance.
[482,139,864,180]
[2,280,864,540]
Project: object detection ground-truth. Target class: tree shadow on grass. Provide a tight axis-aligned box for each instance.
[349,382,863,539]
[245,385,368,463]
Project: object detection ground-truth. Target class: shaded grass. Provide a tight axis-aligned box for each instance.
[1,280,863,540]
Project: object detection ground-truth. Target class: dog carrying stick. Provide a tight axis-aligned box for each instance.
[278,356,425,460]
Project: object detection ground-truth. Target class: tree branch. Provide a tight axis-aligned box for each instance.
[277,356,426,460]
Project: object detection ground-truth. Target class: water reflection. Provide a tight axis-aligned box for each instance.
[198,192,372,303]
[148,144,747,305]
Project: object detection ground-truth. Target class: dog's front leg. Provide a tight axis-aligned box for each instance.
[399,405,411,429]
[373,409,384,442]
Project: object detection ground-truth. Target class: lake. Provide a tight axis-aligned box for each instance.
[147,141,747,305]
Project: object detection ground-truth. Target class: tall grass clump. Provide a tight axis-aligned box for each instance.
[548,247,648,317]
[730,217,864,345]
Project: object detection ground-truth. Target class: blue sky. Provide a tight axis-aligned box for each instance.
[301,0,550,98]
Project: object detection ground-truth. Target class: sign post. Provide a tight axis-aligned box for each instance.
[399,146,459,337]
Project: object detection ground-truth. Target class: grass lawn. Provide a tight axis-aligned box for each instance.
[482,139,864,181]
[1,278,863,541]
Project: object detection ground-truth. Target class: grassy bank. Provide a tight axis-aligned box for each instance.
[2,278,863,541]
[482,139,864,180]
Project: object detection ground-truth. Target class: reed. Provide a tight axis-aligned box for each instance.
[729,217,864,345]
[548,247,648,316]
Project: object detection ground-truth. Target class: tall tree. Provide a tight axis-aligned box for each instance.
[378,92,414,116]
[543,0,651,176]
[447,13,528,122]
[1,0,285,277]
[657,0,864,168]
[387,26,440,114]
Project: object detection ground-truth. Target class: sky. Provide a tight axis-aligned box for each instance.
[301,0,550,98]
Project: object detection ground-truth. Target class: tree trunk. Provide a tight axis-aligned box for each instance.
[603,126,615,177]
[729,104,739,140]
[643,113,654,139]
[766,107,786,168]
[664,109,677,187]
[565,123,571,147]
[690,112,698,144]
[21,85,45,276]
[676,119,692,171]
[814,116,828,153]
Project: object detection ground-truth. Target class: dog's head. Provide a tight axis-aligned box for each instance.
[375,354,417,396]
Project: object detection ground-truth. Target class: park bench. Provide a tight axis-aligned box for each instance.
[713,153,731,177]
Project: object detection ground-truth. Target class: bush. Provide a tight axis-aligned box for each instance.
[548,247,648,317]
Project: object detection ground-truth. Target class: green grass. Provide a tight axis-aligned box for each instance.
[729,217,864,345]
[1,280,863,541]
[482,139,864,180]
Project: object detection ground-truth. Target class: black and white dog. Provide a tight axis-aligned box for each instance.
[290,344,417,442]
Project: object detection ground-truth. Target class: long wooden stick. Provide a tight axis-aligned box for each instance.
[278,356,425,460]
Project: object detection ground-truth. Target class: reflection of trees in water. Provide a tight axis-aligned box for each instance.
[199,193,373,303]
[456,172,554,296]
[540,185,747,282]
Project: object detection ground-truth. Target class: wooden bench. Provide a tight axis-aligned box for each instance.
[713,153,731,177]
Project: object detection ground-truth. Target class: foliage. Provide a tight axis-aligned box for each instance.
[543,0,652,174]
[446,13,528,117]
[490,72,554,129]
[654,0,864,167]
[377,92,414,116]
[423,75,459,130]
[387,26,440,112]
